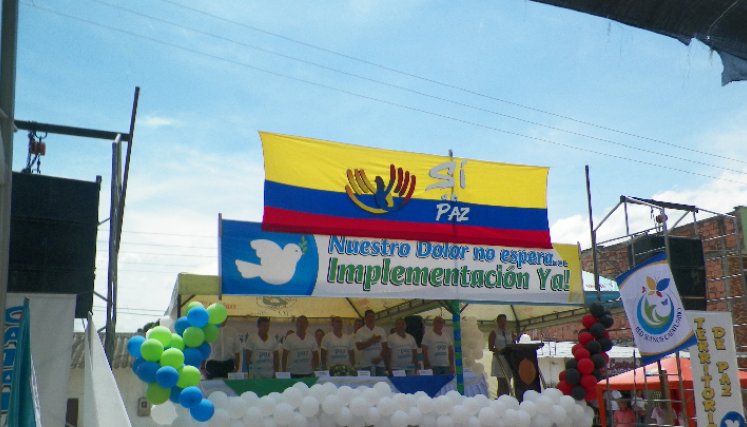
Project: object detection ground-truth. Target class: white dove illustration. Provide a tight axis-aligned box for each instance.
[234,239,303,285]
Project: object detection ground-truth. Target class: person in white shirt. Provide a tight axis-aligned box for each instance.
[421,316,454,375]
[281,315,319,377]
[387,318,418,375]
[205,321,242,379]
[488,314,512,395]
[352,318,364,368]
[354,309,389,376]
[245,316,278,379]
[321,316,354,369]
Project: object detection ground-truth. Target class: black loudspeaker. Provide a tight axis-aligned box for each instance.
[8,172,100,318]
[405,315,425,347]
[628,235,706,310]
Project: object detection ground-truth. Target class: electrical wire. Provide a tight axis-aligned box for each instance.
[87,0,747,175]
[21,2,747,185]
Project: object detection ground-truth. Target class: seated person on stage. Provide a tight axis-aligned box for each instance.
[205,320,242,379]
[321,316,354,369]
[281,315,319,378]
[245,316,278,379]
[354,309,389,376]
[488,314,512,396]
[421,316,454,375]
[387,318,418,375]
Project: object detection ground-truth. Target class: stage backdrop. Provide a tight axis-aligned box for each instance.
[2,293,75,427]
[261,132,551,249]
[220,219,583,305]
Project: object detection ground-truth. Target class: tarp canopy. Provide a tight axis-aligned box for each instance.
[529,0,747,84]
[167,272,618,329]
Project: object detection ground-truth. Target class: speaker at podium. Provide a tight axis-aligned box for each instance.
[500,343,544,401]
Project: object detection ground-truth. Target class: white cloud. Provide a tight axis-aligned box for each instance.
[140,115,179,128]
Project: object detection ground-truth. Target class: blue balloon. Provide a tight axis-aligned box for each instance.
[132,357,145,375]
[187,307,209,328]
[183,348,203,367]
[135,361,160,383]
[197,342,211,359]
[179,386,203,409]
[155,366,180,388]
[169,386,183,404]
[190,398,215,422]
[127,335,146,358]
[174,317,190,335]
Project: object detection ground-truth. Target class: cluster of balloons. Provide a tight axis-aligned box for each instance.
[150,381,594,427]
[127,302,228,423]
[460,317,486,375]
[556,302,614,401]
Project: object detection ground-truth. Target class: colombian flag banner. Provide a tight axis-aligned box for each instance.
[261,132,552,249]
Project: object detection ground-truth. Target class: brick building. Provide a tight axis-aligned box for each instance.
[530,202,747,366]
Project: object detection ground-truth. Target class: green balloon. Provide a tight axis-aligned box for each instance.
[182,327,205,348]
[186,301,204,313]
[207,303,228,325]
[160,348,185,368]
[169,333,184,350]
[146,383,170,405]
[147,326,172,347]
[140,339,164,362]
[177,365,202,388]
[203,324,219,343]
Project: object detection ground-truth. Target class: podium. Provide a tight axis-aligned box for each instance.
[501,343,544,401]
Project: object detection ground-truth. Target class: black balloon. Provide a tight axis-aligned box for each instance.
[593,369,604,380]
[586,340,602,354]
[600,315,614,328]
[591,353,606,369]
[599,337,613,351]
[565,359,578,370]
[571,385,587,400]
[565,368,581,386]
[589,323,606,338]
[590,302,605,318]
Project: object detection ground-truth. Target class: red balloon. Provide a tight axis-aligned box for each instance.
[578,332,594,345]
[574,348,591,360]
[559,370,566,382]
[578,358,594,375]
[602,330,610,338]
[572,343,583,355]
[585,387,597,401]
[580,374,597,390]
[601,352,610,363]
[557,380,572,395]
[582,314,596,329]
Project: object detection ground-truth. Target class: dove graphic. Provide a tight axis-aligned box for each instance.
[235,239,303,285]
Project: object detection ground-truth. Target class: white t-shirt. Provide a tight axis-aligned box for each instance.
[321,332,354,367]
[354,325,388,368]
[388,332,417,370]
[210,325,242,362]
[421,330,452,368]
[282,332,318,375]
[246,334,278,378]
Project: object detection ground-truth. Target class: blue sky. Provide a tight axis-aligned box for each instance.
[14,1,747,330]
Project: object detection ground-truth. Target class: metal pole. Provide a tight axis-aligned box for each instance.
[0,0,19,362]
[105,136,122,364]
[585,166,601,301]
[450,300,464,394]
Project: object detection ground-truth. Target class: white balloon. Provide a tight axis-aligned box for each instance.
[423,414,438,427]
[434,395,454,415]
[535,396,554,414]
[362,387,379,404]
[334,407,352,426]
[292,381,310,393]
[558,395,576,413]
[445,390,463,403]
[531,413,551,427]
[171,413,196,427]
[263,418,277,427]
[364,407,381,425]
[417,395,435,414]
[159,315,174,330]
[150,402,177,426]
[209,391,230,409]
[229,420,243,427]
[299,396,320,418]
[306,417,321,427]
[437,414,454,427]
[489,399,506,415]
[551,404,567,420]
[319,412,336,427]
[337,386,354,404]
[291,413,306,427]
[309,384,326,401]
[523,390,540,402]
[464,397,482,415]
[241,391,259,406]
[272,403,295,426]
[393,393,409,411]
[373,381,392,397]
[518,400,537,417]
[515,409,531,427]
[407,407,423,426]
[390,409,409,427]
[259,396,276,417]
[498,395,519,410]
[227,397,246,419]
[478,406,496,427]
[282,387,304,408]
[209,409,230,427]
[452,404,470,425]
[267,392,283,403]
[349,415,366,427]
[468,416,482,427]
[349,396,368,417]
[504,409,519,426]
[322,382,338,395]
[242,407,263,426]
[542,388,563,402]
[322,395,342,415]
[378,396,396,417]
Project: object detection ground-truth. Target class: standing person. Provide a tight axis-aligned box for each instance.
[352,317,365,370]
[354,310,389,376]
[488,314,512,396]
[281,315,319,377]
[630,390,646,426]
[387,318,418,375]
[321,316,354,369]
[314,328,325,348]
[421,316,454,375]
[205,320,242,379]
[613,396,636,427]
[245,316,278,379]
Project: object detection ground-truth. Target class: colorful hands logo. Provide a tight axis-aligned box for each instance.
[345,164,416,214]
[636,276,675,334]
